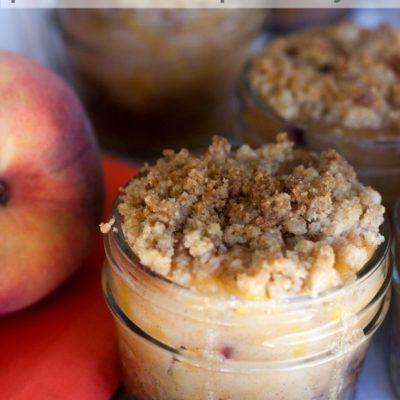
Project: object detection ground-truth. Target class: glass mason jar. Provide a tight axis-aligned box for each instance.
[103,206,392,400]
[390,199,400,397]
[55,9,265,158]
[238,67,400,209]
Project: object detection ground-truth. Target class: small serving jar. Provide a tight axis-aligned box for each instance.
[56,9,265,157]
[103,206,392,400]
[390,199,400,397]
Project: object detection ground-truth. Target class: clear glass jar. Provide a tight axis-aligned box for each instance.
[238,67,400,209]
[103,206,392,400]
[56,9,265,158]
[390,199,400,397]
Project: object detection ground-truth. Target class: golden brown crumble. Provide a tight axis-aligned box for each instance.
[249,22,400,133]
[116,134,384,299]
[99,217,115,234]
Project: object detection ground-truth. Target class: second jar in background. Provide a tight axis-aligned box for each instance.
[57,9,265,157]
[238,21,400,208]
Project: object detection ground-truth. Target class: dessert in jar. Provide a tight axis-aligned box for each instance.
[390,199,400,397]
[239,22,400,207]
[101,134,391,400]
[56,8,265,157]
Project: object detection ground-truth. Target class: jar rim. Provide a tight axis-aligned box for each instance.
[55,10,265,58]
[107,197,391,308]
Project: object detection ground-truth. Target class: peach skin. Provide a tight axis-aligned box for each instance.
[0,51,104,315]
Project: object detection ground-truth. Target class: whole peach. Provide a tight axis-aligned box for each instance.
[0,51,104,315]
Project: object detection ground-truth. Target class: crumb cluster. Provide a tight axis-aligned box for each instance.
[116,134,384,299]
[249,22,400,133]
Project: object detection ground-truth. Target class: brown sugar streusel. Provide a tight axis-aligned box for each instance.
[249,22,400,133]
[114,134,385,299]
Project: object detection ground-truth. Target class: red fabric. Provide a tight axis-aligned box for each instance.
[0,155,138,400]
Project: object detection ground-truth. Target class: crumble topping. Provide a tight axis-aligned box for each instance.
[116,134,385,299]
[249,22,400,133]
[100,217,115,234]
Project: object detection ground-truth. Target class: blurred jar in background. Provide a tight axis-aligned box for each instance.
[238,21,400,208]
[56,9,265,157]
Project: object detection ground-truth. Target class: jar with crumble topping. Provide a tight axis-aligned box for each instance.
[238,21,400,208]
[102,136,392,400]
[56,9,265,157]
[103,208,391,400]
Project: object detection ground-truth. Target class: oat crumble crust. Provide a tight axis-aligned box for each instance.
[249,22,400,133]
[116,134,385,299]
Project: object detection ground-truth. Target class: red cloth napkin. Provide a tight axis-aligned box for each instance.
[0,155,138,400]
